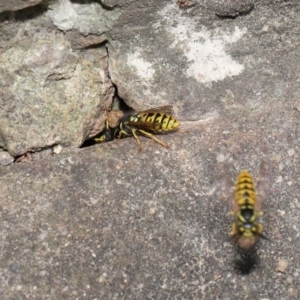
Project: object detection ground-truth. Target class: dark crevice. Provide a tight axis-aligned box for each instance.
[80,87,132,149]
[0,37,127,159]
[14,4,47,22]
[0,4,47,24]
[112,86,132,112]
[105,44,131,112]
[0,11,14,23]
[81,44,132,149]
[105,43,111,79]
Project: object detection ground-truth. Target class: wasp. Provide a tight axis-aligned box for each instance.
[95,106,181,151]
[230,170,269,249]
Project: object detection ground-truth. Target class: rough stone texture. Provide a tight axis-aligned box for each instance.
[0,0,300,299]
[2,0,256,156]
[0,22,114,156]
[214,0,254,17]
[65,31,109,50]
[0,32,113,155]
[107,1,258,113]
[0,150,14,166]
[0,117,299,298]
[0,0,118,156]
[47,0,122,35]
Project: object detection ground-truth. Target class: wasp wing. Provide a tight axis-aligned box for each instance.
[126,121,163,132]
[135,105,174,115]
[255,161,270,211]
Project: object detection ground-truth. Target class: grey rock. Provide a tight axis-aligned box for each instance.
[0,150,14,165]
[0,29,113,156]
[214,0,254,17]
[0,0,300,298]
[47,0,122,35]
[108,1,251,114]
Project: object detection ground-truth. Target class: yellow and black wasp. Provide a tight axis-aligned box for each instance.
[95,106,181,151]
[230,170,269,250]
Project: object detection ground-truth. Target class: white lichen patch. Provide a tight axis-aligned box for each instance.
[155,3,246,83]
[127,51,156,81]
[48,0,121,35]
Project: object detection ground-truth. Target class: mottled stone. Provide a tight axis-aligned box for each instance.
[47,0,122,35]
[0,150,14,165]
[0,31,113,156]
[215,0,254,17]
[0,0,300,299]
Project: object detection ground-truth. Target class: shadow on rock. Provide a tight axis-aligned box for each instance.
[232,246,260,275]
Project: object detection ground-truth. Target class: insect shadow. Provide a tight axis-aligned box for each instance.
[232,245,260,275]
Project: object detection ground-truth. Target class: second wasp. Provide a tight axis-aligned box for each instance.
[230,170,269,250]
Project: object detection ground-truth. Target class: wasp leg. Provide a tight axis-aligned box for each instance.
[94,136,106,143]
[230,222,239,237]
[137,129,170,149]
[95,120,112,143]
[131,129,143,151]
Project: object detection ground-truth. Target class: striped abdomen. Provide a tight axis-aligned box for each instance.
[134,112,180,132]
[235,170,256,208]
[231,170,264,249]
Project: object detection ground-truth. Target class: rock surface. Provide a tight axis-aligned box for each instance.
[0,0,300,299]
[0,1,114,156]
